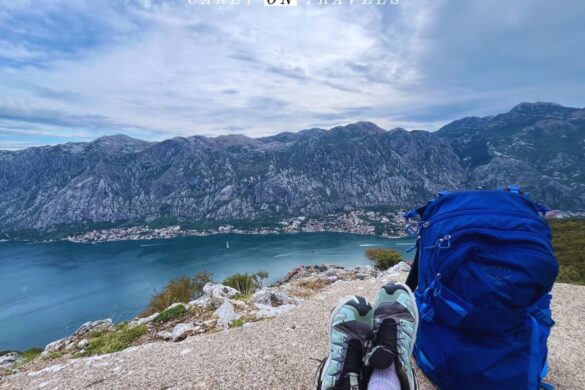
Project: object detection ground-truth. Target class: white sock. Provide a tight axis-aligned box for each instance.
[367,362,401,390]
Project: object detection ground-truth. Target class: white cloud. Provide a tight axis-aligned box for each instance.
[0,0,583,148]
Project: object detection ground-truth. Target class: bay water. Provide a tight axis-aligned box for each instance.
[0,233,415,351]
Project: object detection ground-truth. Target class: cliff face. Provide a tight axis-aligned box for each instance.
[0,102,583,236]
[437,102,585,209]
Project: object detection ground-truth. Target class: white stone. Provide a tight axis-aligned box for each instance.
[156,331,172,341]
[166,302,189,311]
[171,323,195,342]
[381,261,411,276]
[252,287,289,306]
[41,337,70,357]
[203,283,238,299]
[189,283,237,307]
[0,352,19,368]
[129,312,158,327]
[77,339,90,349]
[202,319,216,328]
[214,299,240,329]
[73,319,114,337]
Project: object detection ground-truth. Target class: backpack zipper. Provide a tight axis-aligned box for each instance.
[432,228,557,280]
[433,228,553,255]
[419,209,546,231]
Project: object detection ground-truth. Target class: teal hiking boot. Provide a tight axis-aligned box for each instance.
[365,282,419,390]
[316,295,373,390]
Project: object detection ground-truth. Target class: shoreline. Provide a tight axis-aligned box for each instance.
[0,229,407,245]
[60,210,409,244]
[65,228,407,245]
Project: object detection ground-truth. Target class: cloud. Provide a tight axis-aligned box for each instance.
[0,0,583,149]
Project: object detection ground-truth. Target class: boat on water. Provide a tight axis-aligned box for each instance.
[226,240,230,249]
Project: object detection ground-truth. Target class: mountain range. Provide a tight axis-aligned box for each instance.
[0,102,583,238]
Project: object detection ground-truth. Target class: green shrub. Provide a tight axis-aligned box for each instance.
[229,318,246,328]
[365,248,402,271]
[155,304,186,323]
[224,271,269,294]
[78,324,147,357]
[551,219,585,285]
[20,347,43,364]
[142,271,213,316]
[223,273,256,295]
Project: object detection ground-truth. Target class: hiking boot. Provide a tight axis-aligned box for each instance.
[365,282,419,390]
[316,295,373,390]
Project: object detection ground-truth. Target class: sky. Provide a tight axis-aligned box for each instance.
[0,0,584,150]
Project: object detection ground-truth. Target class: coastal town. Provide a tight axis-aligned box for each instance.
[63,208,585,244]
[65,209,409,243]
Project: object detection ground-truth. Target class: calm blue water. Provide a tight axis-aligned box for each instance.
[0,233,415,351]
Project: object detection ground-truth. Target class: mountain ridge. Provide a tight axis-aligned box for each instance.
[0,102,583,237]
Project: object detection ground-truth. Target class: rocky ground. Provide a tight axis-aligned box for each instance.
[1,264,584,390]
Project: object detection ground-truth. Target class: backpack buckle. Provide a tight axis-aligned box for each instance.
[437,234,451,250]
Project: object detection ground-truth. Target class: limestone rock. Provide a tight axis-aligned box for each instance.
[165,303,190,312]
[214,300,240,329]
[73,319,114,337]
[381,261,411,276]
[190,283,238,308]
[0,352,20,369]
[41,338,70,357]
[252,287,289,307]
[156,331,172,341]
[171,323,195,342]
[77,339,89,349]
[203,283,239,299]
[128,312,158,327]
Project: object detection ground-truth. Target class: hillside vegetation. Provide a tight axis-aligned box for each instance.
[551,219,585,285]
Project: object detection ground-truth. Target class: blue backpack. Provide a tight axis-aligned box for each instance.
[404,187,559,390]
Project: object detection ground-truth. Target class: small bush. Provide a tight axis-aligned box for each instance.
[233,292,253,301]
[229,318,246,328]
[20,347,43,364]
[253,270,269,289]
[47,351,65,360]
[155,304,186,323]
[78,324,147,357]
[365,248,402,271]
[223,273,256,295]
[142,271,213,316]
[224,271,269,295]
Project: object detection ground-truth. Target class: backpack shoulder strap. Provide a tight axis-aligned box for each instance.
[405,241,420,291]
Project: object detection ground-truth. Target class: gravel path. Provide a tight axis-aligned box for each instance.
[2,273,583,390]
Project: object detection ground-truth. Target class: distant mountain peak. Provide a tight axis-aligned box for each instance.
[89,134,151,153]
[329,121,386,137]
[92,134,147,144]
[509,101,572,115]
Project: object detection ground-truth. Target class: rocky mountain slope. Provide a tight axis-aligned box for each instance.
[1,267,583,389]
[437,102,585,209]
[0,102,583,237]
